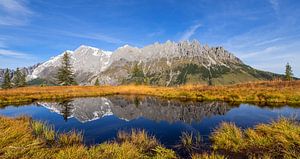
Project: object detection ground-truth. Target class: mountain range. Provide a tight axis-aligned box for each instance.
[1,40,281,86]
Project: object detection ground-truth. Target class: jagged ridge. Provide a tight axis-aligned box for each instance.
[1,40,282,86]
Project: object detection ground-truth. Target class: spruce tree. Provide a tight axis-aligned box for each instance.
[20,72,27,87]
[285,63,293,81]
[94,78,100,86]
[131,64,144,84]
[13,68,22,87]
[2,69,12,89]
[56,52,76,85]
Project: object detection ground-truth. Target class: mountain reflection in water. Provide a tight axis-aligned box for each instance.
[38,96,232,124]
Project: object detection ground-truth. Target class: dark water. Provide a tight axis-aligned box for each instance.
[0,96,299,147]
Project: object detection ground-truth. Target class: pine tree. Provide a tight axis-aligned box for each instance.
[94,78,99,86]
[56,52,76,85]
[13,68,22,87]
[1,69,12,89]
[131,64,144,84]
[20,72,27,87]
[132,64,144,77]
[285,63,293,81]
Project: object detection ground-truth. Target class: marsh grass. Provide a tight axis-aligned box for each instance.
[211,118,300,158]
[58,130,83,147]
[1,116,300,158]
[31,121,56,144]
[0,116,177,159]
[176,131,203,158]
[117,129,160,154]
[31,120,45,136]
[191,153,226,159]
[0,80,300,106]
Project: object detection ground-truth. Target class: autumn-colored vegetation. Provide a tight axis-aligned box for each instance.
[1,116,299,158]
[0,80,299,106]
[0,116,177,159]
[211,118,300,158]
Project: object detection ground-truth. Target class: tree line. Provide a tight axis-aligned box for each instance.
[1,68,27,89]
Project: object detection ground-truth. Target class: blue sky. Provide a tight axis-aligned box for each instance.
[0,0,299,76]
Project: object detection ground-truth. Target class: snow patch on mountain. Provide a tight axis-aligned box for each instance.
[26,40,246,85]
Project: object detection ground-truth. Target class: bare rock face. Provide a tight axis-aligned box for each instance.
[18,40,279,86]
[29,46,112,84]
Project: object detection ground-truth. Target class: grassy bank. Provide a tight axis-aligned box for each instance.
[0,80,300,106]
[0,116,299,158]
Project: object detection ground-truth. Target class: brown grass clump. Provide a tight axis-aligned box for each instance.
[177,132,202,154]
[58,130,83,147]
[211,123,245,152]
[117,129,159,154]
[1,80,300,106]
[211,118,300,158]
[191,153,226,159]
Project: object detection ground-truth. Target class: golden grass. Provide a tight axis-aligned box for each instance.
[116,129,159,154]
[177,132,202,153]
[0,116,177,159]
[0,80,300,106]
[191,153,226,159]
[211,118,300,158]
[1,116,299,158]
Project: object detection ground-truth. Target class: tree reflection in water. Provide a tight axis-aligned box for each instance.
[59,100,74,122]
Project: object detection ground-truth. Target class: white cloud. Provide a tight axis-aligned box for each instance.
[241,46,281,58]
[180,23,202,41]
[0,0,33,26]
[0,49,32,59]
[61,31,125,44]
[254,37,283,46]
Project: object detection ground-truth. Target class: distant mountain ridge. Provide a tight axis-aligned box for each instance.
[1,40,282,86]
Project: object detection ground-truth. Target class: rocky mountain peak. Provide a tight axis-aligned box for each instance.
[0,40,279,86]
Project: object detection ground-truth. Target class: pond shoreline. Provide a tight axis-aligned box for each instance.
[1,80,300,107]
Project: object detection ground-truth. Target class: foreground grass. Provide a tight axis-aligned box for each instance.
[211,118,300,158]
[0,116,177,159]
[0,80,300,106]
[1,116,299,159]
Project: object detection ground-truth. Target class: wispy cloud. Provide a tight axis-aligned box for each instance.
[0,49,32,59]
[269,0,279,12]
[0,0,33,26]
[147,30,164,38]
[240,46,281,58]
[61,31,125,44]
[180,23,202,41]
[0,40,6,48]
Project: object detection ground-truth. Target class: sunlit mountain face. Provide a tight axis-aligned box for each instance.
[38,96,232,123]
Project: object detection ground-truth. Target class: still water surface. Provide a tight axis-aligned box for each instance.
[0,96,299,147]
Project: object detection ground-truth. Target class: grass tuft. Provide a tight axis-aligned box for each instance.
[58,130,83,146]
[117,129,160,153]
[192,152,226,159]
[211,118,300,158]
[177,131,202,154]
